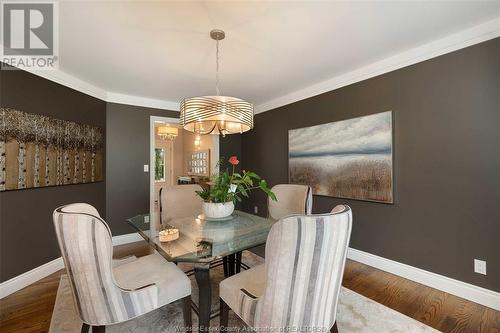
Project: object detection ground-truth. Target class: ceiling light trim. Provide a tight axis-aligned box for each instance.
[255,15,500,114]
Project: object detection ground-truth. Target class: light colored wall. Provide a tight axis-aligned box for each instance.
[182,131,218,177]
[172,129,185,181]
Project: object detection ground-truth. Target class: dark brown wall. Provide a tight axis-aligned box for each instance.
[219,134,243,173]
[241,38,500,292]
[219,134,242,162]
[105,103,178,235]
[0,66,106,282]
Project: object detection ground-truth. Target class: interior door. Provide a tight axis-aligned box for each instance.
[154,140,173,212]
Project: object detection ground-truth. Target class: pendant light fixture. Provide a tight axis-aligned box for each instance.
[180,29,254,136]
[157,125,178,141]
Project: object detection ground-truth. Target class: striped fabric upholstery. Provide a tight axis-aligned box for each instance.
[221,205,352,331]
[60,202,101,217]
[160,184,203,225]
[53,204,159,326]
[268,184,313,220]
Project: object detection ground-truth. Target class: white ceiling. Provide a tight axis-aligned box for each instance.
[57,1,500,111]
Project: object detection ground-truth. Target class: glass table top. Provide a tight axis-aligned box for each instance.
[126,210,275,263]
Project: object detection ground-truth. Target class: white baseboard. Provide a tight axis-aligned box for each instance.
[347,247,500,311]
[111,232,144,246]
[0,233,143,299]
[0,257,64,299]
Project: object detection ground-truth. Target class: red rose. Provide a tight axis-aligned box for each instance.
[228,156,240,165]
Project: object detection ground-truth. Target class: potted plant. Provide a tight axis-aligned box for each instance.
[196,156,277,219]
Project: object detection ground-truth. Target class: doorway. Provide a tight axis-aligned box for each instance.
[149,116,219,226]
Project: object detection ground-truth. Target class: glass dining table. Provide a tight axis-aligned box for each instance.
[126,210,274,330]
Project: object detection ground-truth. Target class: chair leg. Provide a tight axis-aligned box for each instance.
[331,321,338,333]
[81,323,90,333]
[182,295,193,329]
[220,298,229,328]
[92,326,106,333]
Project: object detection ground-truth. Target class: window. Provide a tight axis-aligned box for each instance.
[155,148,165,182]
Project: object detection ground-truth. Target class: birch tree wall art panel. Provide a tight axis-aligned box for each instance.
[0,108,104,191]
[289,111,393,203]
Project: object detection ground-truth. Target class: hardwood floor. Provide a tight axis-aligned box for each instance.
[0,241,498,333]
[342,260,499,333]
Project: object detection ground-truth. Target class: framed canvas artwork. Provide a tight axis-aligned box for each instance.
[289,111,393,203]
[0,108,104,191]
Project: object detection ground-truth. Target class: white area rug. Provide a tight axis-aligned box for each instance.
[49,252,441,333]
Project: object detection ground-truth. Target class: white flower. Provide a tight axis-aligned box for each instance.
[229,184,237,193]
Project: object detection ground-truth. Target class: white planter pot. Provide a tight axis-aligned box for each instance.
[202,201,235,219]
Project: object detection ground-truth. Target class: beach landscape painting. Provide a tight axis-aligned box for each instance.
[289,111,393,203]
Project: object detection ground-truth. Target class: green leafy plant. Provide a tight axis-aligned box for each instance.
[196,156,277,204]
[154,148,165,181]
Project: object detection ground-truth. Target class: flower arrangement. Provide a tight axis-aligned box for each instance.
[196,156,276,205]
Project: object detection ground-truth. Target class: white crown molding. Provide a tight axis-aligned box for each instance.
[9,66,108,101]
[0,233,143,299]
[106,92,179,112]
[348,248,500,311]
[1,58,179,111]
[4,16,499,114]
[19,68,180,111]
[255,16,500,114]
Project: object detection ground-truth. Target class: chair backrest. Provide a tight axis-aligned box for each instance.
[160,184,204,224]
[53,203,150,325]
[268,184,313,220]
[257,205,352,330]
[58,202,101,217]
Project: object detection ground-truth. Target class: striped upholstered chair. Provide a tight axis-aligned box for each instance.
[268,184,313,220]
[239,184,313,273]
[237,184,313,274]
[220,205,352,332]
[160,184,204,226]
[53,203,192,332]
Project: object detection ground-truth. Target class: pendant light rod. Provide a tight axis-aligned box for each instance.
[216,39,220,96]
[210,29,225,96]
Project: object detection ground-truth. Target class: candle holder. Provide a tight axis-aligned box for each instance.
[159,228,179,242]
